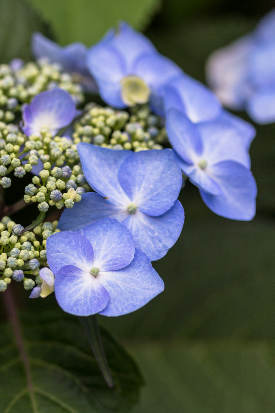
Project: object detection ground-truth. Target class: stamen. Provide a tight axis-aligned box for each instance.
[90,267,100,277]
[121,76,150,106]
[127,203,137,214]
[198,159,208,170]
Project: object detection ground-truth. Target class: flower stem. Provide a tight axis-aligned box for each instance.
[79,316,114,388]
[2,198,27,217]
[23,211,46,232]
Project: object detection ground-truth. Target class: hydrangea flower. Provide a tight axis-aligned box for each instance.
[59,144,185,261]
[32,33,96,91]
[87,22,181,112]
[22,88,77,136]
[47,218,164,316]
[166,109,257,220]
[206,9,275,124]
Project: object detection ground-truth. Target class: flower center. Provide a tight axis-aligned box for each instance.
[121,76,150,106]
[198,159,208,170]
[127,203,137,214]
[90,267,100,277]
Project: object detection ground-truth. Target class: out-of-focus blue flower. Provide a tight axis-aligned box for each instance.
[22,88,77,136]
[87,22,181,113]
[166,109,257,220]
[206,9,275,124]
[59,144,184,261]
[32,33,96,92]
[47,218,164,316]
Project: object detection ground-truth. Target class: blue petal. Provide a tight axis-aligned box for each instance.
[78,143,130,205]
[255,9,275,42]
[32,33,63,65]
[180,161,222,195]
[80,218,135,271]
[135,52,181,114]
[165,109,203,164]
[55,265,109,316]
[197,117,253,168]
[200,160,257,220]
[164,73,221,123]
[87,43,125,107]
[59,192,127,231]
[104,22,156,70]
[99,249,164,316]
[123,200,185,261]
[39,267,54,286]
[32,33,88,75]
[248,43,275,88]
[218,111,255,150]
[22,88,77,136]
[247,88,275,124]
[29,286,41,299]
[46,231,94,274]
[206,36,252,109]
[118,149,182,216]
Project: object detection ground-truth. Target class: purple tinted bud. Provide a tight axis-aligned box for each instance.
[10,58,23,71]
[13,224,24,235]
[12,270,24,282]
[66,180,77,190]
[29,286,41,299]
[50,189,63,201]
[28,259,40,270]
[61,166,72,178]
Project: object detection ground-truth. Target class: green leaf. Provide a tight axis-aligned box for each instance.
[27,0,160,45]
[0,294,143,412]
[132,340,275,412]
[0,0,49,62]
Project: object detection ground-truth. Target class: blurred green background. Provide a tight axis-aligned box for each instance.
[1,0,275,411]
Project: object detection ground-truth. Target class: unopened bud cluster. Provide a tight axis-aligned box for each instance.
[0,123,30,189]
[23,131,88,211]
[0,59,84,123]
[0,217,58,293]
[73,103,167,151]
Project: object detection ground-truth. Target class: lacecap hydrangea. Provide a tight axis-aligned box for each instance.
[0,22,256,321]
[206,9,275,124]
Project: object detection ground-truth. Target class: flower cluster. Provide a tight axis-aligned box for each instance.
[0,22,257,319]
[206,9,275,124]
[0,216,57,294]
[73,103,166,151]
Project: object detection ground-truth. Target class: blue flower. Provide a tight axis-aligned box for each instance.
[206,9,275,124]
[166,109,257,220]
[59,144,185,261]
[22,88,77,136]
[32,33,96,91]
[47,218,164,316]
[86,22,181,112]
